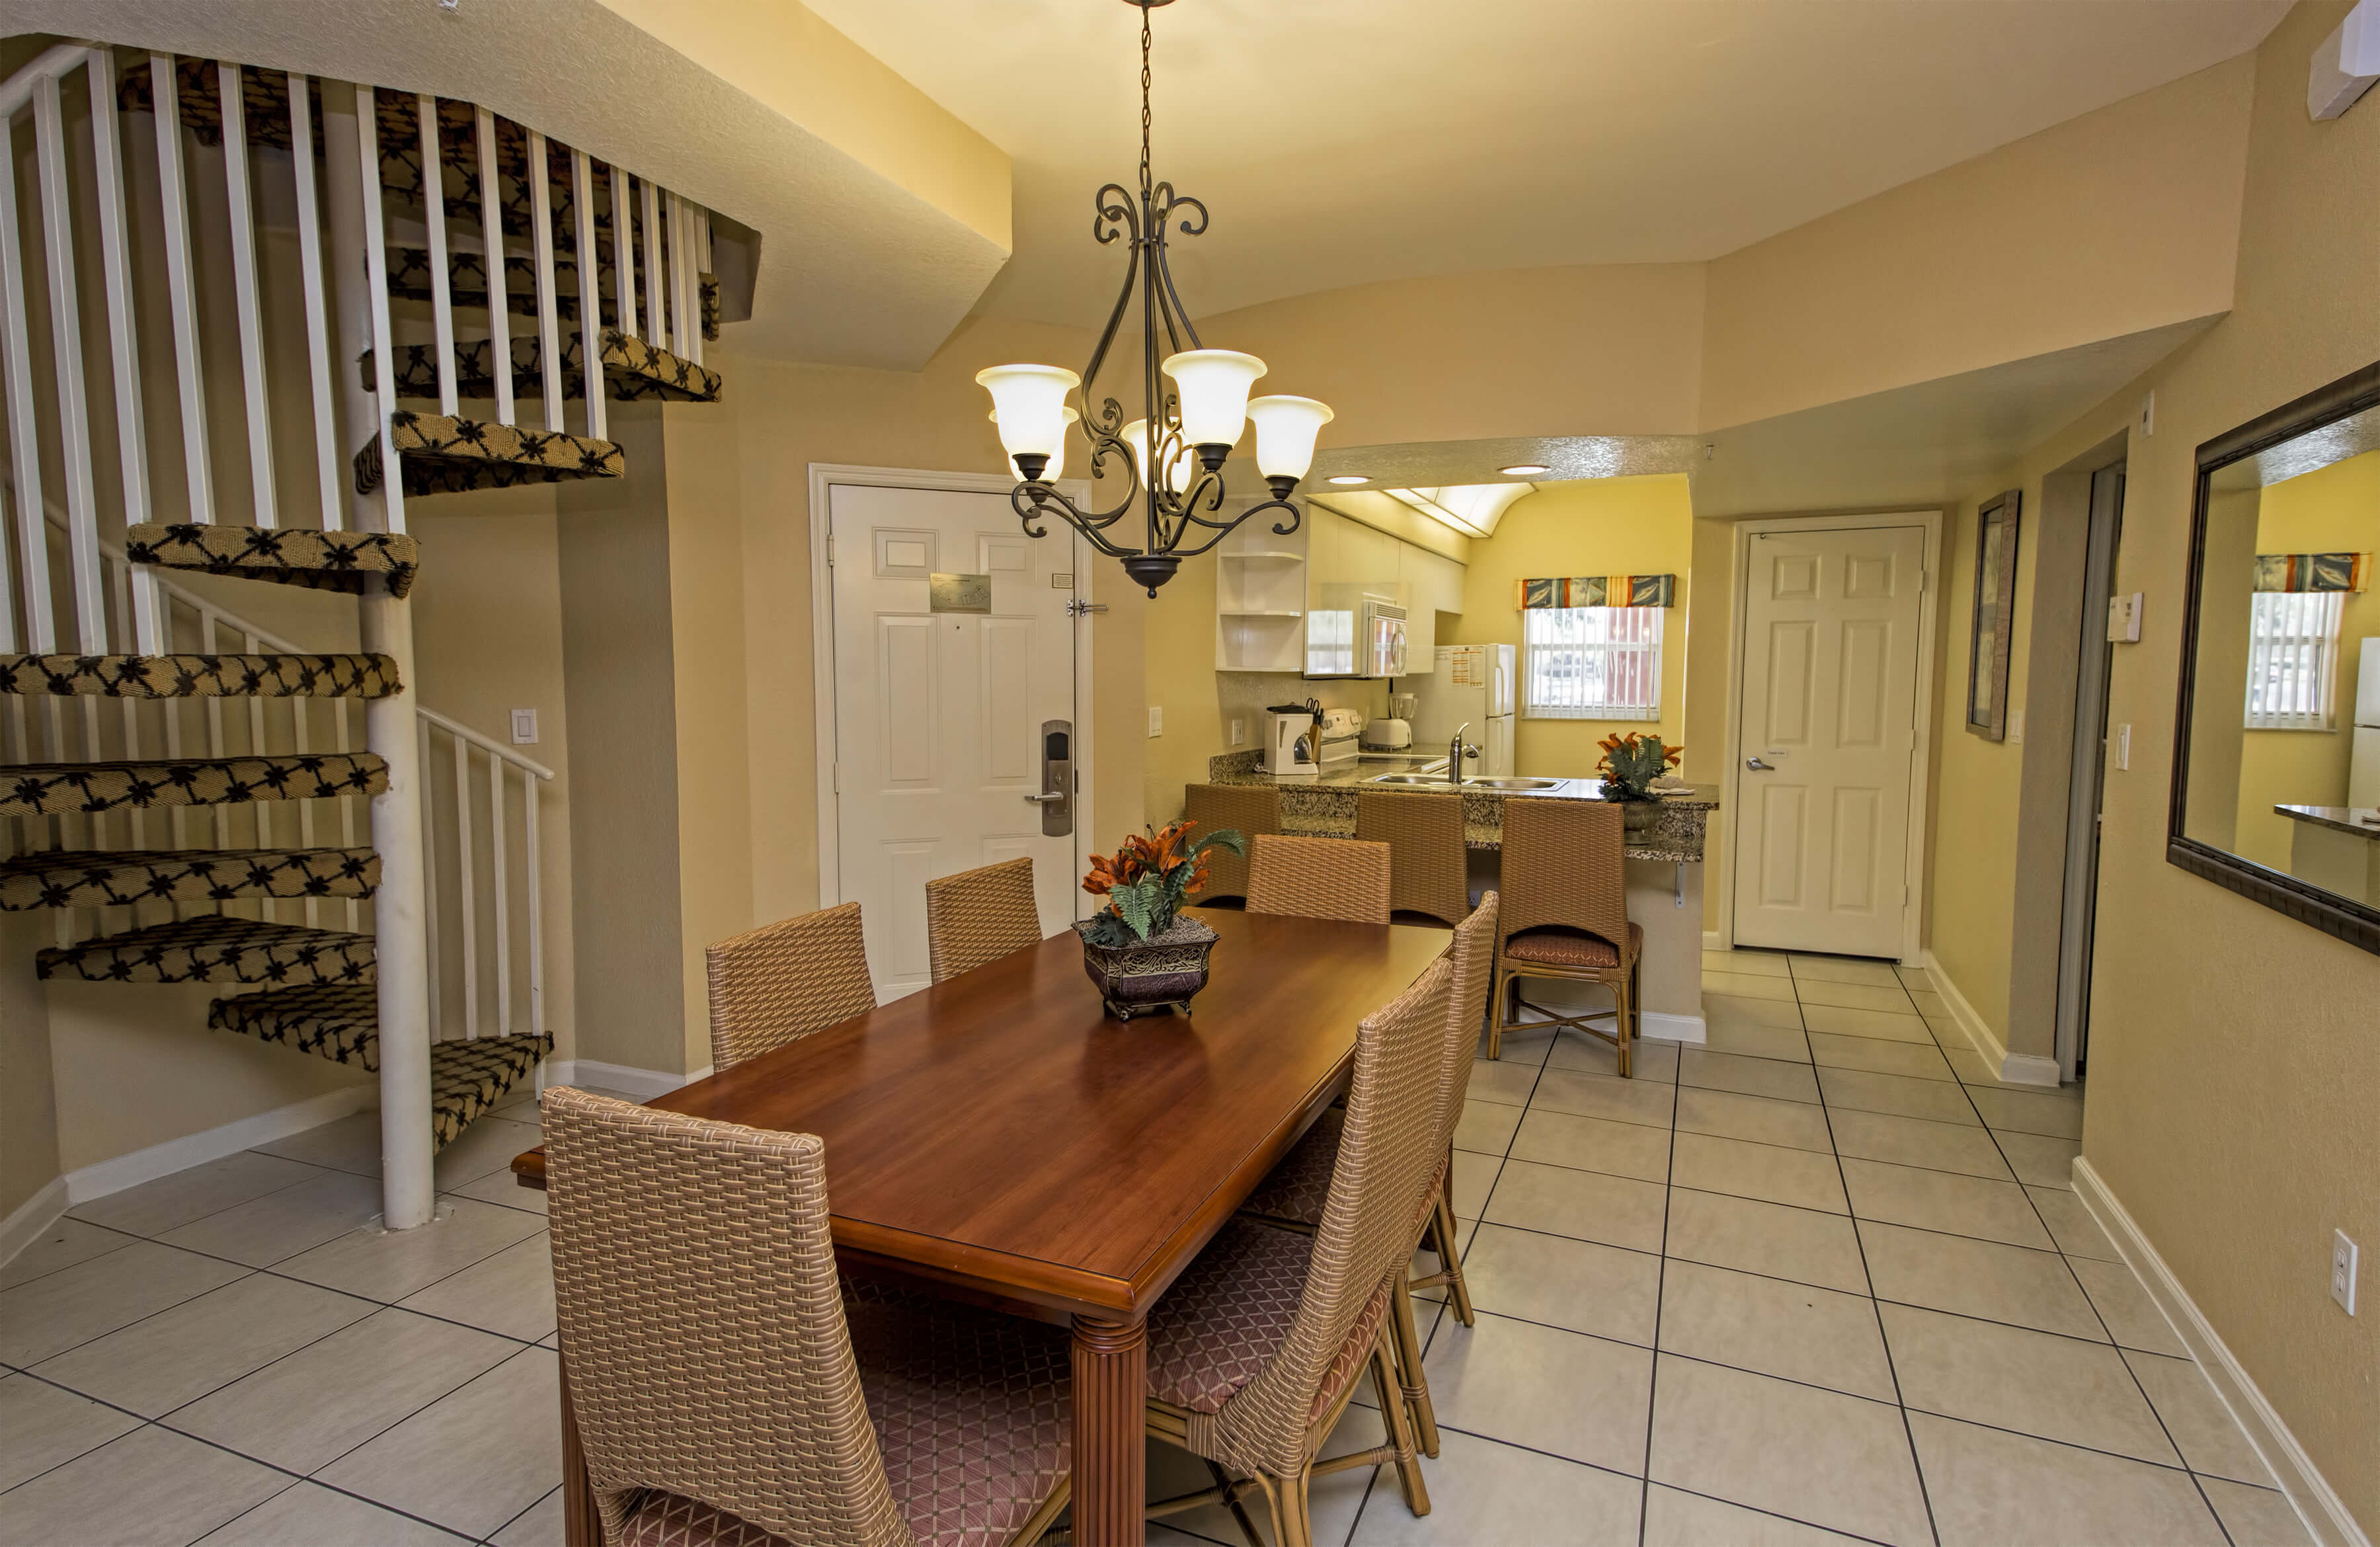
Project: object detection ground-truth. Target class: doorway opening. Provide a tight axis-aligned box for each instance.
[2054,459,2125,1080]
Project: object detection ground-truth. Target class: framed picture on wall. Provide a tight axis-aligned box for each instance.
[1965,489,2022,740]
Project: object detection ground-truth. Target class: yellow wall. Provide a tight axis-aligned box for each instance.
[2232,450,2380,870]
[1920,6,2379,1523]
[1453,477,1695,776]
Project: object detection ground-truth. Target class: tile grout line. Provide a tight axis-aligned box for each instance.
[1638,1006,1685,1547]
[1791,957,1945,1547]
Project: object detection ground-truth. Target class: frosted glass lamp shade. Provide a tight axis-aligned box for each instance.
[1161,349,1265,447]
[994,407,1077,482]
[1120,418,1197,496]
[975,364,1080,459]
[1246,395,1333,481]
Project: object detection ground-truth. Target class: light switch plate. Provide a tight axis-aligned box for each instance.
[1230,717,1244,746]
[2114,725,2131,771]
[1147,705,1163,737]
[2107,592,2143,643]
[2008,708,2024,744]
[2335,1230,2360,1314]
[510,708,538,745]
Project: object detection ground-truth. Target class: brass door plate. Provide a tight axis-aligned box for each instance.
[930,572,990,613]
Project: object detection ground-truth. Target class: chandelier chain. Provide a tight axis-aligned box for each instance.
[1138,3,1154,202]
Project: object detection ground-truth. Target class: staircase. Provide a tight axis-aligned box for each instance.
[0,43,730,1227]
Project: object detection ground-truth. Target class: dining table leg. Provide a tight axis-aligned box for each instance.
[1070,1313,1148,1547]
[557,1348,602,1547]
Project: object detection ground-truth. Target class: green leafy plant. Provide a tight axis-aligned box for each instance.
[1595,733,1683,803]
[1080,818,1248,947]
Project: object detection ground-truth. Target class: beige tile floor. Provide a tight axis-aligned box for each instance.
[0,960,2319,1547]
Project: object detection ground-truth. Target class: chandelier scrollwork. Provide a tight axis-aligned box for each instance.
[977,0,1333,598]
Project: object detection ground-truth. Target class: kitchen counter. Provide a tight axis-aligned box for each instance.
[2276,803,2380,906]
[2275,803,2380,838]
[1205,749,1718,865]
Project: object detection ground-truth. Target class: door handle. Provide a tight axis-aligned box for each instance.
[1745,756,1776,771]
[1023,792,1065,804]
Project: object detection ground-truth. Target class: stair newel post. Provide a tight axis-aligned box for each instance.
[362,577,435,1228]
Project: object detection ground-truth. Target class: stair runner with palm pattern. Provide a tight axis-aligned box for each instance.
[0,526,547,1152]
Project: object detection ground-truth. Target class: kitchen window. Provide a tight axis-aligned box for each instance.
[2243,590,2344,731]
[1524,606,1662,720]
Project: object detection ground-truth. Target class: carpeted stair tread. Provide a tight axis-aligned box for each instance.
[0,848,379,910]
[0,752,385,819]
[42,915,374,985]
[365,328,723,405]
[432,1034,552,1148]
[126,524,420,599]
[354,410,622,499]
[0,653,400,700]
[384,247,720,340]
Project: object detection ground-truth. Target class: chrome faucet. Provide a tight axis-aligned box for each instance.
[1448,722,1480,785]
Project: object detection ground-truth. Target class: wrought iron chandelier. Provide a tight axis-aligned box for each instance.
[977,0,1334,597]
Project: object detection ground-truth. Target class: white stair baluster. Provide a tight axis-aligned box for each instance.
[218,63,278,528]
[420,93,457,418]
[32,73,106,647]
[611,165,636,341]
[474,104,512,426]
[572,149,606,441]
[151,54,214,527]
[0,120,54,654]
[287,72,345,532]
[528,130,562,432]
[85,50,163,647]
[489,746,509,1035]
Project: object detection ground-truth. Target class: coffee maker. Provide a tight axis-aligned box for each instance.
[1259,706,1320,778]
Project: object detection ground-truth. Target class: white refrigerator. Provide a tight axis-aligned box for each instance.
[2351,637,2380,809]
[1410,644,1515,776]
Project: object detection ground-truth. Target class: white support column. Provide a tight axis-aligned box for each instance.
[362,580,434,1229]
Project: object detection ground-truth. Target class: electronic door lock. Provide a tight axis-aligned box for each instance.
[1035,721,1074,836]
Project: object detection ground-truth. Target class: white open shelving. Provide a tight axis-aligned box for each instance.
[1216,532,1307,671]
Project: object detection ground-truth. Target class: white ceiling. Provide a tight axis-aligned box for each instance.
[802,0,2289,327]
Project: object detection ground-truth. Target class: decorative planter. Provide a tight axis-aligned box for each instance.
[1616,799,1659,837]
[1076,914,1218,1020]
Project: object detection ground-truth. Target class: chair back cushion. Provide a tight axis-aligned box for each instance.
[543,1088,908,1547]
[1497,798,1629,950]
[1356,791,1470,926]
[1246,834,1392,924]
[1183,784,1281,902]
[924,857,1041,984]
[705,902,876,1072]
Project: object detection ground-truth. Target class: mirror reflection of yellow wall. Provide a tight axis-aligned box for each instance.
[2233,448,2379,871]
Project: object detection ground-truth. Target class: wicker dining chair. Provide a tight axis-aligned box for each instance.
[543,1088,1072,1547]
[1236,894,1500,1460]
[924,857,1043,984]
[1142,953,1457,1546]
[705,902,877,1072]
[1488,797,1640,1073]
[1183,783,1282,904]
[1246,834,1392,924]
[1356,791,1472,927]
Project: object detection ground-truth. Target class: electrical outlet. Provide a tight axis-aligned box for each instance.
[2114,724,2131,771]
[2107,592,2143,643]
[510,708,539,745]
[2335,1230,2360,1314]
[1230,717,1244,746]
[1147,705,1163,738]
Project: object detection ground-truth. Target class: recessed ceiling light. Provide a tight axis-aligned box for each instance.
[1498,463,1551,477]
[1326,475,1370,485]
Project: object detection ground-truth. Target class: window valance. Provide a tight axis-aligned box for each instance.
[1518,575,1676,609]
[2252,553,2367,593]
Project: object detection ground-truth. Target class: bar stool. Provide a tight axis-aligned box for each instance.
[1488,798,1642,1074]
[1183,783,1281,904]
[1357,789,1472,926]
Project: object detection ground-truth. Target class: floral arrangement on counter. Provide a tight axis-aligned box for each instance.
[1595,733,1683,803]
[1080,819,1247,946]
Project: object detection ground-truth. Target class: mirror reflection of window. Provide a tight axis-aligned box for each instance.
[2186,417,2378,904]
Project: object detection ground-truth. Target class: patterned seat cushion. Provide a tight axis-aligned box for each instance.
[617,1298,1070,1547]
[1503,922,1642,968]
[1148,1216,1386,1428]
[1239,1107,1341,1228]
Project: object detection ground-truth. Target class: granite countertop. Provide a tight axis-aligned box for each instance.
[2275,803,2380,839]
[1203,749,1718,863]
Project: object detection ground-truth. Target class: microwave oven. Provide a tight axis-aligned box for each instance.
[1306,592,1408,678]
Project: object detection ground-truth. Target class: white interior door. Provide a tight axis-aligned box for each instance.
[829,483,1082,1000]
[1732,525,1925,957]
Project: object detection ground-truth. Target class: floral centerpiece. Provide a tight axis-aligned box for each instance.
[1076,819,1246,1019]
[1595,733,1683,835]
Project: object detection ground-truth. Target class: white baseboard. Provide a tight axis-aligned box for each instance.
[1640,1011,1706,1045]
[0,1175,69,1273]
[2073,1159,2369,1547]
[64,1084,376,1206]
[1700,930,1725,952]
[541,1058,705,1102]
[1919,949,2060,1086]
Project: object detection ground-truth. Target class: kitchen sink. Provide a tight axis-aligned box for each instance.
[1365,773,1566,791]
[1463,777,1564,791]
[1367,773,1457,787]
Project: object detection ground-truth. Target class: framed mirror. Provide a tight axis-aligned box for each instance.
[1967,489,2021,740]
[2172,359,2380,955]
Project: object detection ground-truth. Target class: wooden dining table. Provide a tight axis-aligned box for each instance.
[512,906,1448,1547]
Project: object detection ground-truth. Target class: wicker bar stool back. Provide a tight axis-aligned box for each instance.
[1183,783,1281,903]
[1246,834,1392,924]
[924,857,1042,984]
[1488,797,1642,1072]
[543,1088,1074,1547]
[705,902,876,1072]
[1356,791,1472,926]
[1144,953,1458,1542]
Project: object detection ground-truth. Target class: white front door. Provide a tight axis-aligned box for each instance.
[1731,524,1926,957]
[828,483,1083,1001]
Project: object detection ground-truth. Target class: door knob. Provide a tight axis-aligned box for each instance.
[1745,756,1776,771]
[1023,792,1065,804]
